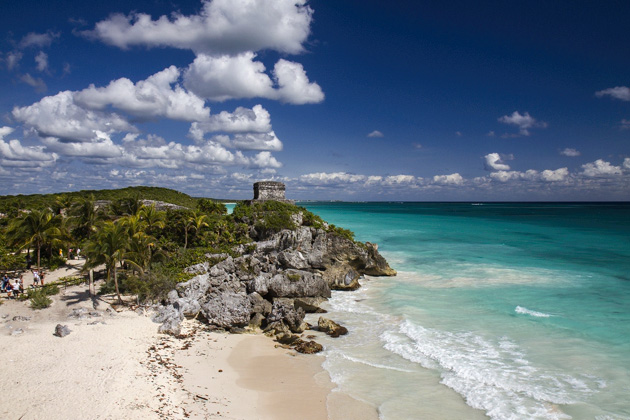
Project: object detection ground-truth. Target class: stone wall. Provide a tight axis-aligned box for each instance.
[253,181,287,201]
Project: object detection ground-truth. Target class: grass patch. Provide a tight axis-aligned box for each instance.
[287,273,301,282]
[28,288,53,309]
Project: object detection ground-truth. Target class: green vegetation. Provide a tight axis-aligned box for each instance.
[0,186,198,214]
[26,284,59,309]
[0,186,357,307]
[28,288,53,309]
[287,273,301,282]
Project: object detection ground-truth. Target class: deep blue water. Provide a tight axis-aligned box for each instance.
[300,202,630,420]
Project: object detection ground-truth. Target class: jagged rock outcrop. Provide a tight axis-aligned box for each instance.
[256,226,395,290]
[294,340,324,354]
[318,316,349,338]
[154,210,395,343]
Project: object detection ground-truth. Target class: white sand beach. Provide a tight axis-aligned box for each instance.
[0,262,377,420]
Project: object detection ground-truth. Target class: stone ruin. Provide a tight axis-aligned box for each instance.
[252,181,294,203]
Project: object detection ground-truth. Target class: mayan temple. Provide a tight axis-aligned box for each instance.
[251,181,294,203]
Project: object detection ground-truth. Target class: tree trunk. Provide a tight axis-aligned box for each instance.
[184,228,188,249]
[89,269,94,297]
[113,266,123,304]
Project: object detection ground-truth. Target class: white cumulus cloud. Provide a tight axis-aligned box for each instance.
[40,134,122,158]
[184,52,274,101]
[12,91,134,142]
[560,148,580,157]
[190,105,271,139]
[541,167,569,182]
[384,175,416,185]
[183,53,323,104]
[74,66,210,121]
[251,151,282,168]
[299,172,366,185]
[273,59,324,104]
[581,159,622,177]
[498,111,547,136]
[85,0,313,55]
[484,152,511,171]
[595,86,630,101]
[433,173,464,185]
[230,131,282,151]
[0,132,57,166]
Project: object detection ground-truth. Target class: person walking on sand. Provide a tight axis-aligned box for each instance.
[1,273,9,292]
[32,269,40,287]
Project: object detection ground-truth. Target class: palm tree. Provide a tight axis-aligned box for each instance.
[109,193,142,217]
[127,230,165,273]
[6,209,61,270]
[138,204,166,236]
[120,213,146,238]
[52,194,73,216]
[84,221,130,303]
[69,194,98,241]
[121,212,159,271]
[183,210,208,249]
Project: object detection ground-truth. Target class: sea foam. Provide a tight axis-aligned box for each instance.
[515,306,552,318]
[381,319,601,420]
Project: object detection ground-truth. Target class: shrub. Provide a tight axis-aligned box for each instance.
[42,255,66,270]
[42,284,60,296]
[56,276,84,287]
[328,224,355,242]
[0,248,24,271]
[28,288,52,309]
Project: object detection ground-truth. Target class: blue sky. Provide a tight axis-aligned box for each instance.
[1,0,628,201]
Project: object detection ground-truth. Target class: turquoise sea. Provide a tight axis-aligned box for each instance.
[299,202,630,420]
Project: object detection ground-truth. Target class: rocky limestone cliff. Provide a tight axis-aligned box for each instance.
[154,208,396,348]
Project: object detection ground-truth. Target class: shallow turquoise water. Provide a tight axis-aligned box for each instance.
[300,202,630,420]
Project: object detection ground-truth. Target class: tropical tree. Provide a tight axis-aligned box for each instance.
[84,221,130,303]
[120,213,146,238]
[6,208,62,270]
[69,194,99,241]
[197,198,227,215]
[126,230,165,273]
[183,210,208,249]
[52,194,73,215]
[138,204,166,236]
[109,193,142,217]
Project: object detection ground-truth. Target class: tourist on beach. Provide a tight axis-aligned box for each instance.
[6,281,14,298]
[33,270,40,287]
[17,276,24,293]
[1,273,9,292]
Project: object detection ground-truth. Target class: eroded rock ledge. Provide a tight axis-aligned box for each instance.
[154,214,396,351]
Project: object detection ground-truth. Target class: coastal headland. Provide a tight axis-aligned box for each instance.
[0,185,395,419]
